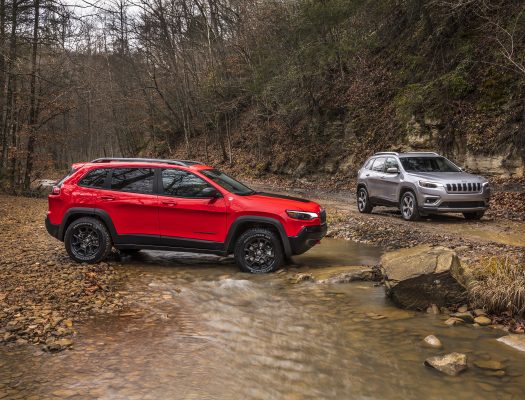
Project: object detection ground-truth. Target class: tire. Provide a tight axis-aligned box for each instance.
[357,187,374,214]
[234,228,284,273]
[400,191,420,221]
[463,211,485,220]
[64,217,112,263]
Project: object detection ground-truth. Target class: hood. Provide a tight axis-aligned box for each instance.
[248,192,320,211]
[407,171,486,183]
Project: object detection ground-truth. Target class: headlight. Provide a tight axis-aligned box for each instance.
[418,181,442,189]
[286,210,319,220]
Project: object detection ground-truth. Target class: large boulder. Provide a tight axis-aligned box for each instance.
[381,245,467,310]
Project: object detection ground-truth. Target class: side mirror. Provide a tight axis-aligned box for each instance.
[201,187,221,198]
[386,167,399,174]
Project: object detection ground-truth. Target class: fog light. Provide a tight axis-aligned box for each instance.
[425,197,440,204]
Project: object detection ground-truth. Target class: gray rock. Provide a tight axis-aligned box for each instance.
[424,352,468,376]
[473,360,505,370]
[423,335,443,348]
[450,311,474,323]
[474,316,492,326]
[381,246,467,310]
[444,317,464,326]
[497,335,525,352]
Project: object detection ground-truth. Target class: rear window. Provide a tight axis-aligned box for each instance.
[78,168,109,189]
[56,168,77,187]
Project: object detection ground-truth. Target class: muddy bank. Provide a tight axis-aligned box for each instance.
[0,195,123,350]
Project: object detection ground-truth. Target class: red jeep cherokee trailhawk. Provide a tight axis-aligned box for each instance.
[45,158,327,273]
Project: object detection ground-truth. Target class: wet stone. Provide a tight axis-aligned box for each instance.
[423,335,443,349]
[449,311,474,323]
[474,360,505,370]
[445,317,464,326]
[474,316,492,326]
[424,352,468,376]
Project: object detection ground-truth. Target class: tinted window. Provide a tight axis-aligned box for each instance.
[200,169,254,195]
[371,157,386,172]
[385,157,399,171]
[162,169,212,198]
[78,168,108,189]
[363,158,374,170]
[110,168,155,194]
[400,157,460,172]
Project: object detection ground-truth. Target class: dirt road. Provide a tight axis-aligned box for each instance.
[250,183,525,263]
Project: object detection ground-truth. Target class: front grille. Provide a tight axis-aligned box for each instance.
[320,209,327,223]
[445,182,482,193]
[440,201,485,208]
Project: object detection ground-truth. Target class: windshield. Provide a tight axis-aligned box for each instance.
[400,156,460,172]
[201,169,255,195]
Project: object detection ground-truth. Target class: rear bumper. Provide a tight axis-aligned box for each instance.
[289,223,328,255]
[45,216,60,240]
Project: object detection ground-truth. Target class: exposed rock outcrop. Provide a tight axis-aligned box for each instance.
[381,245,467,310]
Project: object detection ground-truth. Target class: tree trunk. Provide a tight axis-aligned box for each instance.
[23,0,40,192]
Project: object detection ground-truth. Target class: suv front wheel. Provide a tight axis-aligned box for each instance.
[400,191,420,221]
[357,187,374,214]
[234,228,284,273]
[64,217,112,263]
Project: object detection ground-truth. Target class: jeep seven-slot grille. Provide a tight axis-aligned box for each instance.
[445,182,481,193]
[320,209,327,224]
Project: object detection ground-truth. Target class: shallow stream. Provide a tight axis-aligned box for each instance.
[1,239,524,399]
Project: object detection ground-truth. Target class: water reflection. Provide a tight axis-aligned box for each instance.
[1,239,524,399]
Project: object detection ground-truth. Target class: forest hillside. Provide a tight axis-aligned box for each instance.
[0,0,524,192]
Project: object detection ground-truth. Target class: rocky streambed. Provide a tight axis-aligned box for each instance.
[1,194,525,399]
[0,195,124,351]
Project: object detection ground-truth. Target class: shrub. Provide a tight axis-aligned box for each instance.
[468,257,525,317]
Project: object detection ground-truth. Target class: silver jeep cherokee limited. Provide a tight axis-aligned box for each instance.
[357,152,490,221]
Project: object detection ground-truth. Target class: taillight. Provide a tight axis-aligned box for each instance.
[51,186,61,195]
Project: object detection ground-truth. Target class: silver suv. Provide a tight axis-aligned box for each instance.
[356,152,490,221]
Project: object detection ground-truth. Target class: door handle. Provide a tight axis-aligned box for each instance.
[365,174,370,177]
[162,200,177,206]
[100,195,116,201]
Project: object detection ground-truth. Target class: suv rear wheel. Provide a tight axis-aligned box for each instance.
[400,191,420,221]
[234,228,284,273]
[65,217,112,263]
[463,211,485,220]
[357,187,373,214]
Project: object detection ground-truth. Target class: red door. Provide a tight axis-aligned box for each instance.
[158,168,228,243]
[97,167,159,236]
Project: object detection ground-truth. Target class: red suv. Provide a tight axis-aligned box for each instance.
[45,158,327,273]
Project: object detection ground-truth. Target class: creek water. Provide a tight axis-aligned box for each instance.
[1,239,524,399]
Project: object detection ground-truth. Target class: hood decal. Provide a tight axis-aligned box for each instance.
[256,192,311,203]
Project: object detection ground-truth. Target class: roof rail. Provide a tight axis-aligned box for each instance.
[401,152,439,156]
[374,152,399,156]
[90,157,202,167]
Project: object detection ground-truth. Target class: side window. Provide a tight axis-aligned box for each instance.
[162,169,211,198]
[371,157,386,172]
[364,158,374,170]
[78,168,108,189]
[385,157,399,171]
[110,168,155,194]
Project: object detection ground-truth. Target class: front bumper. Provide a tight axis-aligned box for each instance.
[45,216,60,240]
[417,186,490,213]
[289,223,328,255]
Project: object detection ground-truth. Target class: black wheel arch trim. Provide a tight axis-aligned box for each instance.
[59,207,118,241]
[225,216,292,258]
